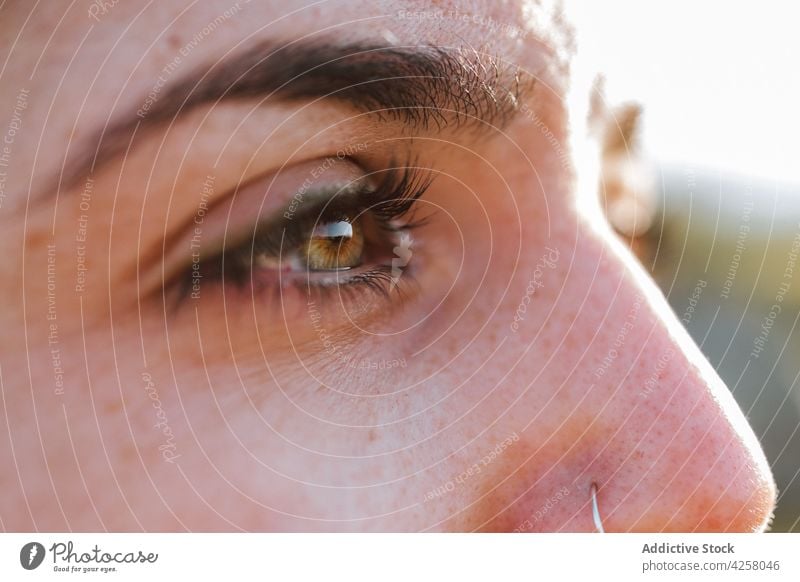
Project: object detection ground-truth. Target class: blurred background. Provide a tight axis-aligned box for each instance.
[574,1,800,531]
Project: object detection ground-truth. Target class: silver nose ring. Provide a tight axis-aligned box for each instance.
[591,483,605,533]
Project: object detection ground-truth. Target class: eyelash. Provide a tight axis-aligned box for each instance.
[178,164,433,305]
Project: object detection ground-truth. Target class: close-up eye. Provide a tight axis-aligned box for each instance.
[183,164,432,304]
[4,1,799,579]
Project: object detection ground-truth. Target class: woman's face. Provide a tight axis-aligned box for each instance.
[0,0,775,531]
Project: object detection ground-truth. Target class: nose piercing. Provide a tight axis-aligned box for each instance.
[591,483,605,533]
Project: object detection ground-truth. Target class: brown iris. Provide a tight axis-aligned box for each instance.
[303,217,364,270]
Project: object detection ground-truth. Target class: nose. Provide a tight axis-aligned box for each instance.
[567,227,776,532]
[588,322,776,531]
[483,219,776,532]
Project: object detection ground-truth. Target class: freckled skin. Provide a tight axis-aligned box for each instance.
[0,0,774,531]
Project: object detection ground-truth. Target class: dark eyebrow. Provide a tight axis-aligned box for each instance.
[59,40,532,192]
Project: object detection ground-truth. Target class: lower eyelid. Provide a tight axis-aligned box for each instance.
[251,261,394,289]
[215,264,413,322]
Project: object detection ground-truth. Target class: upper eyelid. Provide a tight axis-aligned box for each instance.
[248,185,376,255]
[150,156,370,276]
[252,163,433,247]
[194,165,431,275]
[227,171,417,259]
[276,179,373,223]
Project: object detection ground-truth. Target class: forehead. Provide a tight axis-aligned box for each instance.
[3,0,570,92]
[0,0,572,203]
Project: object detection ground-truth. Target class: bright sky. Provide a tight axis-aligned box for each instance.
[573,1,800,184]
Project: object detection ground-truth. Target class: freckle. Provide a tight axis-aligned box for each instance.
[104,400,122,415]
[166,34,182,50]
[118,442,137,464]
[368,429,377,442]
